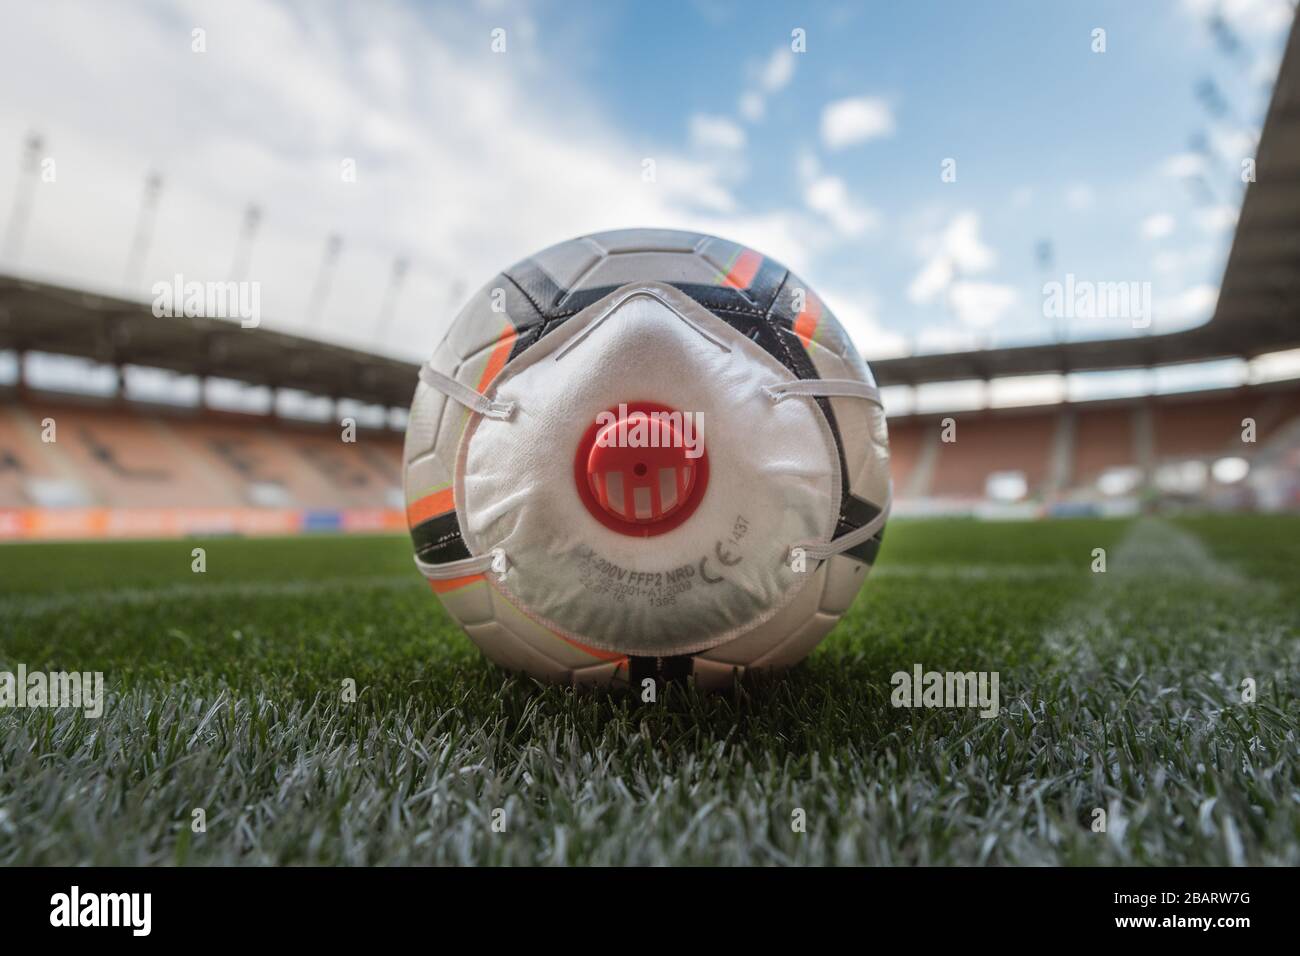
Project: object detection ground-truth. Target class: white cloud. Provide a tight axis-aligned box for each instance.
[1250,51,1283,87]
[359,43,407,100]
[737,45,796,124]
[907,211,996,305]
[1210,125,1259,163]
[0,0,833,361]
[1179,1,1290,115]
[1140,213,1176,240]
[1181,0,1294,36]
[1161,153,1206,178]
[796,151,820,182]
[1159,243,1227,283]
[820,96,895,150]
[907,213,1016,328]
[1152,252,1181,274]
[947,280,1019,329]
[1197,204,1238,233]
[802,176,877,237]
[689,114,746,151]
[909,257,956,306]
[1064,183,1094,211]
[1162,283,1219,326]
[760,47,795,93]
[817,286,908,359]
[797,152,878,238]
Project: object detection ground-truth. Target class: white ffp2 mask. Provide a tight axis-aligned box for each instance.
[406,229,891,686]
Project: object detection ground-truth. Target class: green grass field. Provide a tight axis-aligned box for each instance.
[0,515,1296,865]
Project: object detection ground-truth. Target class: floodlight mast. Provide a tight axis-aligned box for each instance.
[123,171,164,294]
[2,132,44,264]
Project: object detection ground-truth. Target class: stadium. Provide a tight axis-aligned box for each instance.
[0,0,1297,891]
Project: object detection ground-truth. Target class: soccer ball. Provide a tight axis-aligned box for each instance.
[404,228,890,689]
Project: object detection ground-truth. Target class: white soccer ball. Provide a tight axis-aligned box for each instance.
[404,229,891,688]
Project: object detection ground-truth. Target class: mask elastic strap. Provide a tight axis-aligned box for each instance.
[795,492,892,561]
[413,366,515,580]
[414,547,506,581]
[554,286,733,361]
[765,377,892,562]
[419,362,516,421]
[763,377,883,409]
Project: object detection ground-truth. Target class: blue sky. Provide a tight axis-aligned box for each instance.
[554,0,1288,352]
[0,0,1292,388]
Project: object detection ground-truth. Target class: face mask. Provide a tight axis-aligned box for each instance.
[411,281,890,662]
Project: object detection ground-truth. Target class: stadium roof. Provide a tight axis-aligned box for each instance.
[0,17,1296,399]
[0,274,417,408]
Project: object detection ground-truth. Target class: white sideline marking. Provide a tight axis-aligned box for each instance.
[872,563,1077,582]
[0,575,421,618]
[1102,517,1248,586]
[1042,517,1250,666]
[1,563,1077,618]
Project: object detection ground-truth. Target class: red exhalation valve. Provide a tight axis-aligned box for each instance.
[574,401,709,537]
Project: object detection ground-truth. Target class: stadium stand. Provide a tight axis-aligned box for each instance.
[1,344,1293,540]
[0,389,403,539]
[1072,405,1137,491]
[0,13,1296,538]
[888,381,1300,513]
[921,412,1058,501]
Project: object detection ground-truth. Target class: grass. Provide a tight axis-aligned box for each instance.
[0,515,1296,865]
